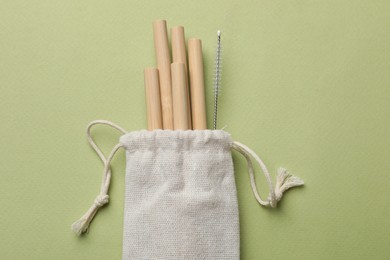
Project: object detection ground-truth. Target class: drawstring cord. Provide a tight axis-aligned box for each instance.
[71,120,127,236]
[231,141,304,208]
[71,122,303,235]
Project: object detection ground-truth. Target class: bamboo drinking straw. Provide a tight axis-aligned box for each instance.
[171,26,192,129]
[188,38,207,129]
[171,62,189,130]
[153,20,173,129]
[144,68,163,130]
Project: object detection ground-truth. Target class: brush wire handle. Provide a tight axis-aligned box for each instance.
[213,30,222,130]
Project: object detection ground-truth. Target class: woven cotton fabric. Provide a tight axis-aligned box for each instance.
[119,130,240,260]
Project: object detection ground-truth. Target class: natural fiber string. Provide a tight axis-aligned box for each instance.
[231,141,304,208]
[71,120,127,235]
[71,123,303,235]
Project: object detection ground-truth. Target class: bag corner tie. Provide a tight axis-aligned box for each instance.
[71,194,110,236]
[71,120,126,236]
[270,167,304,207]
[231,141,304,208]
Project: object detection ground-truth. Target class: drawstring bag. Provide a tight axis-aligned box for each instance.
[72,120,304,260]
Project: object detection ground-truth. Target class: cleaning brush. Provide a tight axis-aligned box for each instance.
[213,30,222,130]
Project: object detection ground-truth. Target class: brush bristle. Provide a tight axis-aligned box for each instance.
[213,30,222,130]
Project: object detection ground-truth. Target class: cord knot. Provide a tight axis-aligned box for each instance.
[94,194,109,207]
[270,168,304,207]
[71,194,110,235]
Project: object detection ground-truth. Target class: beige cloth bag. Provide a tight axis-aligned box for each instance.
[71,120,304,260]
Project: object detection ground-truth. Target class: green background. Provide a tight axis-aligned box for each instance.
[1,0,389,259]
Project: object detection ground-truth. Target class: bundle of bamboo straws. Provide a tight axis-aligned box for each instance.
[145,20,207,130]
